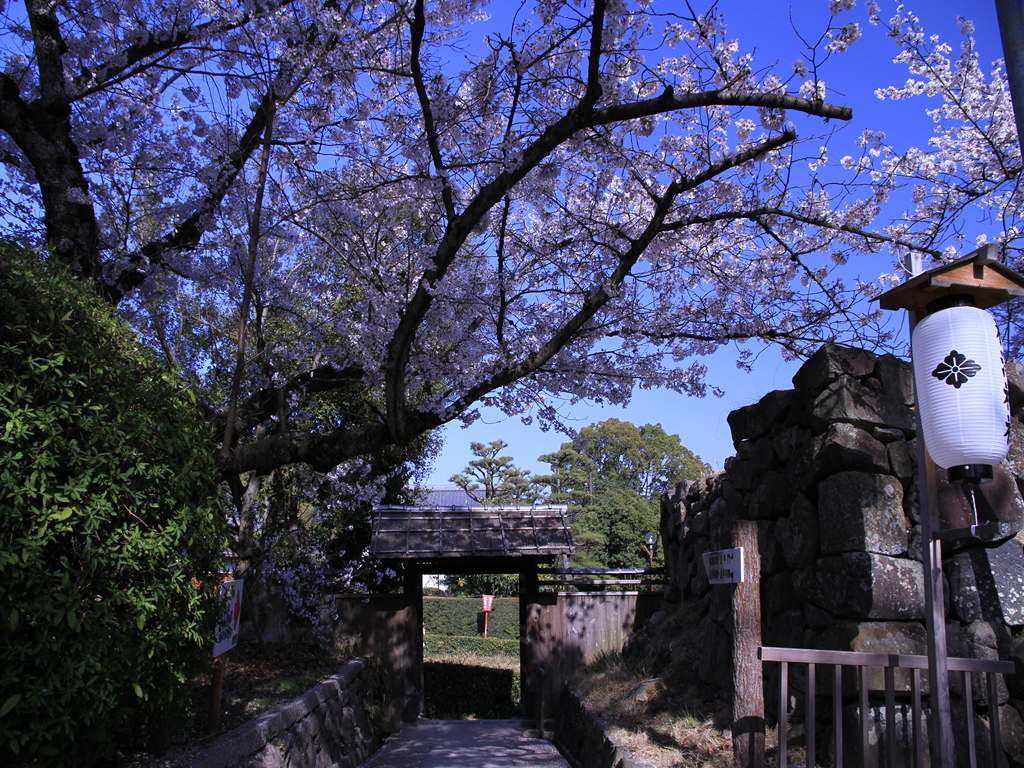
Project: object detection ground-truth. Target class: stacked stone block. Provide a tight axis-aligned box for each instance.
[647,343,1024,765]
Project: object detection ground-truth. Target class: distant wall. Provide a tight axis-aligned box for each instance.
[632,343,1024,765]
[241,589,420,727]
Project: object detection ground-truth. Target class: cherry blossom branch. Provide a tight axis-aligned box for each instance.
[70,7,290,101]
[110,50,325,301]
[382,10,849,442]
[433,130,798,423]
[221,112,275,465]
[659,206,943,257]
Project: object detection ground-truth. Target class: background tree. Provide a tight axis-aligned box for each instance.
[450,440,537,504]
[537,419,704,566]
[441,574,519,597]
[572,487,661,568]
[539,419,709,502]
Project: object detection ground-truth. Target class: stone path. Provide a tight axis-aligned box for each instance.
[360,719,572,768]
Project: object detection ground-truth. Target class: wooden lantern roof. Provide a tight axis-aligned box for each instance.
[877,244,1024,315]
[369,504,574,561]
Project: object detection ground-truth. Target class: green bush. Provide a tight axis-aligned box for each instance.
[424,634,520,658]
[423,661,520,718]
[0,249,225,764]
[423,596,518,640]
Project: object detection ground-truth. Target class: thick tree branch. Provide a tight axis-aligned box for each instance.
[0,58,100,278]
[583,0,607,105]
[409,0,455,220]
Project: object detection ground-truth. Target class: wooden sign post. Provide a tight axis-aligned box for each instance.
[708,524,765,768]
[209,577,244,732]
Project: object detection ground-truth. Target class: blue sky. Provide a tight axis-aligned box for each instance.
[427,0,1007,484]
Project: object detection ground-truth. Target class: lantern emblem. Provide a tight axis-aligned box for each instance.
[931,350,981,389]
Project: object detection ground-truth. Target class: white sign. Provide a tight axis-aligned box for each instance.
[213,578,244,657]
[703,547,744,584]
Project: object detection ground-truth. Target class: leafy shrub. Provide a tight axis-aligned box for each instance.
[423,661,520,718]
[423,596,518,640]
[0,249,225,764]
[423,634,520,658]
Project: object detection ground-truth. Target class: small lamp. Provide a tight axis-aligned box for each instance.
[878,244,1024,767]
[641,530,657,567]
[879,244,1024,492]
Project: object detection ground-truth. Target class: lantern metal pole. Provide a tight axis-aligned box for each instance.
[908,309,956,768]
[996,0,1024,158]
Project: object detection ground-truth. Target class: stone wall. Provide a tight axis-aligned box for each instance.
[161,658,389,768]
[555,686,654,768]
[631,343,1024,765]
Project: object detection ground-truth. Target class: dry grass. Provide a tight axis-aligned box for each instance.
[575,654,734,768]
[576,654,804,768]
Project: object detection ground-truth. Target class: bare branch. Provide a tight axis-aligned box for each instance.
[409,0,455,219]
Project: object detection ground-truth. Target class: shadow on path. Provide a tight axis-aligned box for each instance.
[360,719,571,768]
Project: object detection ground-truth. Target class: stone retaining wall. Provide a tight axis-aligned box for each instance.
[161,658,390,768]
[554,686,654,768]
[628,343,1024,765]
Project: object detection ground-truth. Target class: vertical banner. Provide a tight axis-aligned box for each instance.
[213,578,244,657]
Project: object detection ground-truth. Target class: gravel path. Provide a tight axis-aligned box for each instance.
[360,719,571,768]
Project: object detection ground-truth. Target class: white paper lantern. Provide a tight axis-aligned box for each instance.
[911,305,1010,475]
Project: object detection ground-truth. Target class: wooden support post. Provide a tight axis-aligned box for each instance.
[909,318,956,768]
[208,654,226,733]
[731,518,765,768]
[402,564,424,722]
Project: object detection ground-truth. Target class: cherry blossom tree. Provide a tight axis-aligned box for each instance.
[1,0,1016,493]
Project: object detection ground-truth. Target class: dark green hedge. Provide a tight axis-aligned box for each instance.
[423,661,520,718]
[423,596,518,640]
[424,634,519,658]
[0,249,225,764]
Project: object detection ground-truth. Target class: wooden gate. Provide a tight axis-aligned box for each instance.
[521,568,665,718]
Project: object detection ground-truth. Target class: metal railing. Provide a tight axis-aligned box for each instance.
[760,646,1015,768]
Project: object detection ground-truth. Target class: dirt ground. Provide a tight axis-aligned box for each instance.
[575,655,791,768]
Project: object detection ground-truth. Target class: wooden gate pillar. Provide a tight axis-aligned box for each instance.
[519,563,542,721]
[402,563,424,722]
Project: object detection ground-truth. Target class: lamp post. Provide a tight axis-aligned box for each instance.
[641,530,657,567]
[878,244,1024,766]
